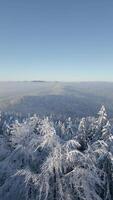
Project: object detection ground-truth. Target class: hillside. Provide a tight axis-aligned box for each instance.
[0,106,113,200]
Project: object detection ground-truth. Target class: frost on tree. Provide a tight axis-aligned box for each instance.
[98,105,107,128]
[0,106,113,200]
[77,118,87,151]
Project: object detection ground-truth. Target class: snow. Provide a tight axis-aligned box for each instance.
[0,106,113,199]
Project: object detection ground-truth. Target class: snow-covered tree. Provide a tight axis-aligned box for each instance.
[0,109,113,200]
[66,117,73,139]
[98,105,107,128]
[78,117,86,134]
[77,118,87,151]
[102,121,111,140]
[89,106,108,142]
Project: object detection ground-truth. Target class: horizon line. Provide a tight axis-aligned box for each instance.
[0,80,113,83]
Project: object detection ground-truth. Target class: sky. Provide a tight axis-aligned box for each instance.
[0,0,113,81]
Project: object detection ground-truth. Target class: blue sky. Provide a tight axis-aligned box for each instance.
[0,0,113,81]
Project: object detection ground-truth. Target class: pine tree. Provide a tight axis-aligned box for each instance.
[102,121,111,140]
[66,117,73,139]
[98,105,107,128]
[77,118,87,151]
[92,105,108,141]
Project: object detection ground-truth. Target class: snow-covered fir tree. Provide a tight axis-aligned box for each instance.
[77,117,87,151]
[98,105,108,128]
[0,106,113,200]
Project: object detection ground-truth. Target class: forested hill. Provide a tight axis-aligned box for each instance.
[0,106,113,200]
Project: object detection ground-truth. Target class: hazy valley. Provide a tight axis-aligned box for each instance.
[0,81,113,117]
[0,82,113,199]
